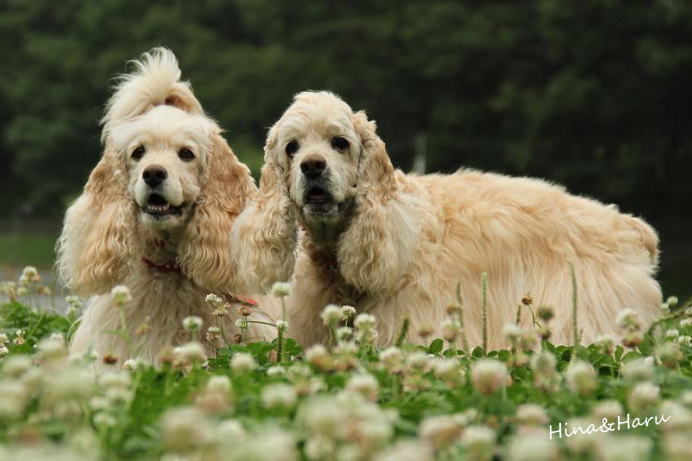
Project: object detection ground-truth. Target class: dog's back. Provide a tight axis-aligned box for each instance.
[410,169,661,346]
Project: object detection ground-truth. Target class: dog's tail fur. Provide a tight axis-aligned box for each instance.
[101,47,204,142]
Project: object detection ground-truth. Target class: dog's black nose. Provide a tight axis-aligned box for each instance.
[142,165,167,187]
[300,155,327,178]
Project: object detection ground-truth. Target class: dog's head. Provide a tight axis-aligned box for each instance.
[110,104,213,231]
[264,91,394,232]
[58,48,254,294]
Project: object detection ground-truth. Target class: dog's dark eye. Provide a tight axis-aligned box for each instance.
[178,147,195,161]
[331,136,349,152]
[131,146,145,160]
[286,140,299,158]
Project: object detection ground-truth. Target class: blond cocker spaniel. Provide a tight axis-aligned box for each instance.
[58,48,272,363]
[257,91,662,349]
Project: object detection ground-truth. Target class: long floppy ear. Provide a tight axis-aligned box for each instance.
[57,143,134,295]
[177,133,257,293]
[338,111,421,295]
[352,110,396,195]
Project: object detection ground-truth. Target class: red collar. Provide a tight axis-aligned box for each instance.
[142,256,182,273]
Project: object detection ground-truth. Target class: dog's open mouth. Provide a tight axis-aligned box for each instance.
[303,185,338,216]
[141,194,184,218]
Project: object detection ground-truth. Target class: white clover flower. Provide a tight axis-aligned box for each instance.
[666,296,678,307]
[595,334,617,353]
[89,396,110,412]
[529,350,557,374]
[341,305,357,318]
[207,375,231,395]
[374,440,433,461]
[406,351,432,372]
[656,342,683,368]
[93,412,117,427]
[380,347,403,364]
[65,295,82,309]
[275,320,289,332]
[507,433,558,461]
[1,355,32,378]
[305,436,336,460]
[261,384,297,410]
[205,293,223,307]
[305,344,330,365]
[160,406,214,452]
[665,328,680,339]
[345,374,379,401]
[440,319,461,342]
[230,427,297,461]
[621,357,655,381]
[629,382,661,414]
[182,315,203,332]
[36,335,67,362]
[235,317,248,329]
[231,352,256,374]
[110,285,132,305]
[217,419,246,441]
[99,371,131,390]
[321,304,343,326]
[0,379,28,419]
[0,345,8,358]
[16,286,27,297]
[122,358,146,371]
[298,395,347,439]
[617,309,641,331]
[660,400,692,433]
[419,414,461,450]
[21,266,39,283]
[42,366,95,405]
[271,282,292,297]
[502,324,522,343]
[592,399,624,421]
[105,387,129,406]
[662,432,692,461]
[432,358,463,383]
[471,359,511,395]
[0,332,7,345]
[677,335,691,345]
[336,326,354,342]
[516,403,549,426]
[206,326,222,342]
[681,318,692,327]
[354,313,376,330]
[595,435,652,461]
[461,425,496,460]
[267,365,286,378]
[565,360,597,395]
[173,341,207,365]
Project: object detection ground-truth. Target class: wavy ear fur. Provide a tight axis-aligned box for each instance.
[337,110,421,294]
[352,110,395,195]
[178,134,257,293]
[57,143,134,295]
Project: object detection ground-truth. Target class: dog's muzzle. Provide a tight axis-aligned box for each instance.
[140,193,185,219]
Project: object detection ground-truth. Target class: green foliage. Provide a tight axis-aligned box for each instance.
[0,296,690,460]
[0,0,691,222]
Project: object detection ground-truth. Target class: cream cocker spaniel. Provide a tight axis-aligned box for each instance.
[58,48,272,363]
[256,91,662,349]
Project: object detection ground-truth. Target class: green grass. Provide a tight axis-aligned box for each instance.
[0,283,690,461]
[0,231,57,269]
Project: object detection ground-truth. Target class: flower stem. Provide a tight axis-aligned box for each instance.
[481,272,488,353]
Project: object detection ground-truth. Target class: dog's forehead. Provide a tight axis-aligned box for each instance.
[279,101,354,139]
[111,106,214,152]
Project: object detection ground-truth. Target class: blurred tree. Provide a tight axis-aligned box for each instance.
[0,0,689,227]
